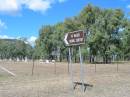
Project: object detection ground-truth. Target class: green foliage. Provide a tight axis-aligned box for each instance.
[0,39,33,60]
[35,4,130,62]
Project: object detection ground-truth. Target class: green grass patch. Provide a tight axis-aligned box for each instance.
[0,74,9,81]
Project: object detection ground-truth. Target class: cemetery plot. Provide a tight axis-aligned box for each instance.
[0,61,130,97]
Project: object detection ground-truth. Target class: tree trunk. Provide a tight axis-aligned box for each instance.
[75,55,77,63]
[89,55,91,63]
[103,55,108,64]
[60,53,62,62]
[103,56,106,64]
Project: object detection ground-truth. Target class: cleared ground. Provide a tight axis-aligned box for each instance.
[0,60,130,97]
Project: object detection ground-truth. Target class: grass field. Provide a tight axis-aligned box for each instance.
[0,60,130,97]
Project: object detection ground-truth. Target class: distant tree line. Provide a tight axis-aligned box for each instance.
[35,4,130,63]
[0,39,33,60]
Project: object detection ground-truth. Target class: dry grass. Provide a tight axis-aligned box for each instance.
[0,61,130,97]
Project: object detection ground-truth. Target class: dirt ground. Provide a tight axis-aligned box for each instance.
[0,60,130,97]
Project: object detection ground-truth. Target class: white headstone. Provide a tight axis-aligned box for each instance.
[45,60,49,63]
[9,58,12,61]
[25,57,28,62]
[17,57,20,62]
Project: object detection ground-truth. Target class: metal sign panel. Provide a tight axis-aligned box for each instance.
[64,30,85,46]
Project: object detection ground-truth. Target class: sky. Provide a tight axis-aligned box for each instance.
[0,0,130,45]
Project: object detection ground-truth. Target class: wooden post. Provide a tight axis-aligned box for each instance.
[117,62,119,72]
[68,60,70,74]
[95,64,97,72]
[54,61,56,74]
[32,59,35,76]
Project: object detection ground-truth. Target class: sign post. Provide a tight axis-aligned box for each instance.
[79,46,84,92]
[64,30,85,92]
[69,47,74,90]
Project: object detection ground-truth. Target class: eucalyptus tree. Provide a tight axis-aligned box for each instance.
[122,20,130,60]
[89,9,125,63]
[36,25,56,59]
[35,4,128,63]
[52,23,66,61]
[0,39,33,60]
[78,4,103,63]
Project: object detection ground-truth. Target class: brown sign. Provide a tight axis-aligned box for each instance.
[64,30,85,46]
